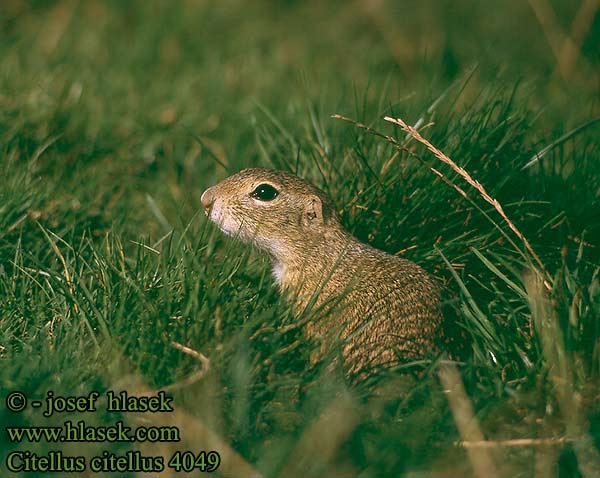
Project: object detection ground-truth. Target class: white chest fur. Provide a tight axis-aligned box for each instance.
[272,262,285,286]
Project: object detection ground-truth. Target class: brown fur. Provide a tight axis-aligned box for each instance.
[201,168,443,376]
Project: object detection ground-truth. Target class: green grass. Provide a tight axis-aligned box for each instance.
[1,1,600,477]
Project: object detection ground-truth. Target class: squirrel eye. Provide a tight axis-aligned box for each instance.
[251,183,279,201]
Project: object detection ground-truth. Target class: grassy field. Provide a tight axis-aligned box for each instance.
[1,1,600,477]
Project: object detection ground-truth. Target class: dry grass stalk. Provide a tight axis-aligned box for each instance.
[558,0,600,80]
[332,115,479,215]
[331,114,406,149]
[38,0,77,55]
[277,392,359,478]
[528,0,598,82]
[382,115,551,288]
[459,436,575,448]
[438,362,499,478]
[159,341,210,393]
[527,0,572,81]
[524,270,600,478]
[171,340,210,363]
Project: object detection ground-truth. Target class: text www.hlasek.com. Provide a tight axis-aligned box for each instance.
[6,419,179,443]
[5,389,221,474]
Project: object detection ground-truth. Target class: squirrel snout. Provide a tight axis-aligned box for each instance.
[201,188,214,214]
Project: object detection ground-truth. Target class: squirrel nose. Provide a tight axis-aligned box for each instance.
[201,188,214,213]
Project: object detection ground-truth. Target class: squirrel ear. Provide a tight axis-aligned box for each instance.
[303,195,324,226]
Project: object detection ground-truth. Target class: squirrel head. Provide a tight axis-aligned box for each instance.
[201,168,343,260]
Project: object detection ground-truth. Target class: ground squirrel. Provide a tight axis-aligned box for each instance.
[201,168,443,376]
